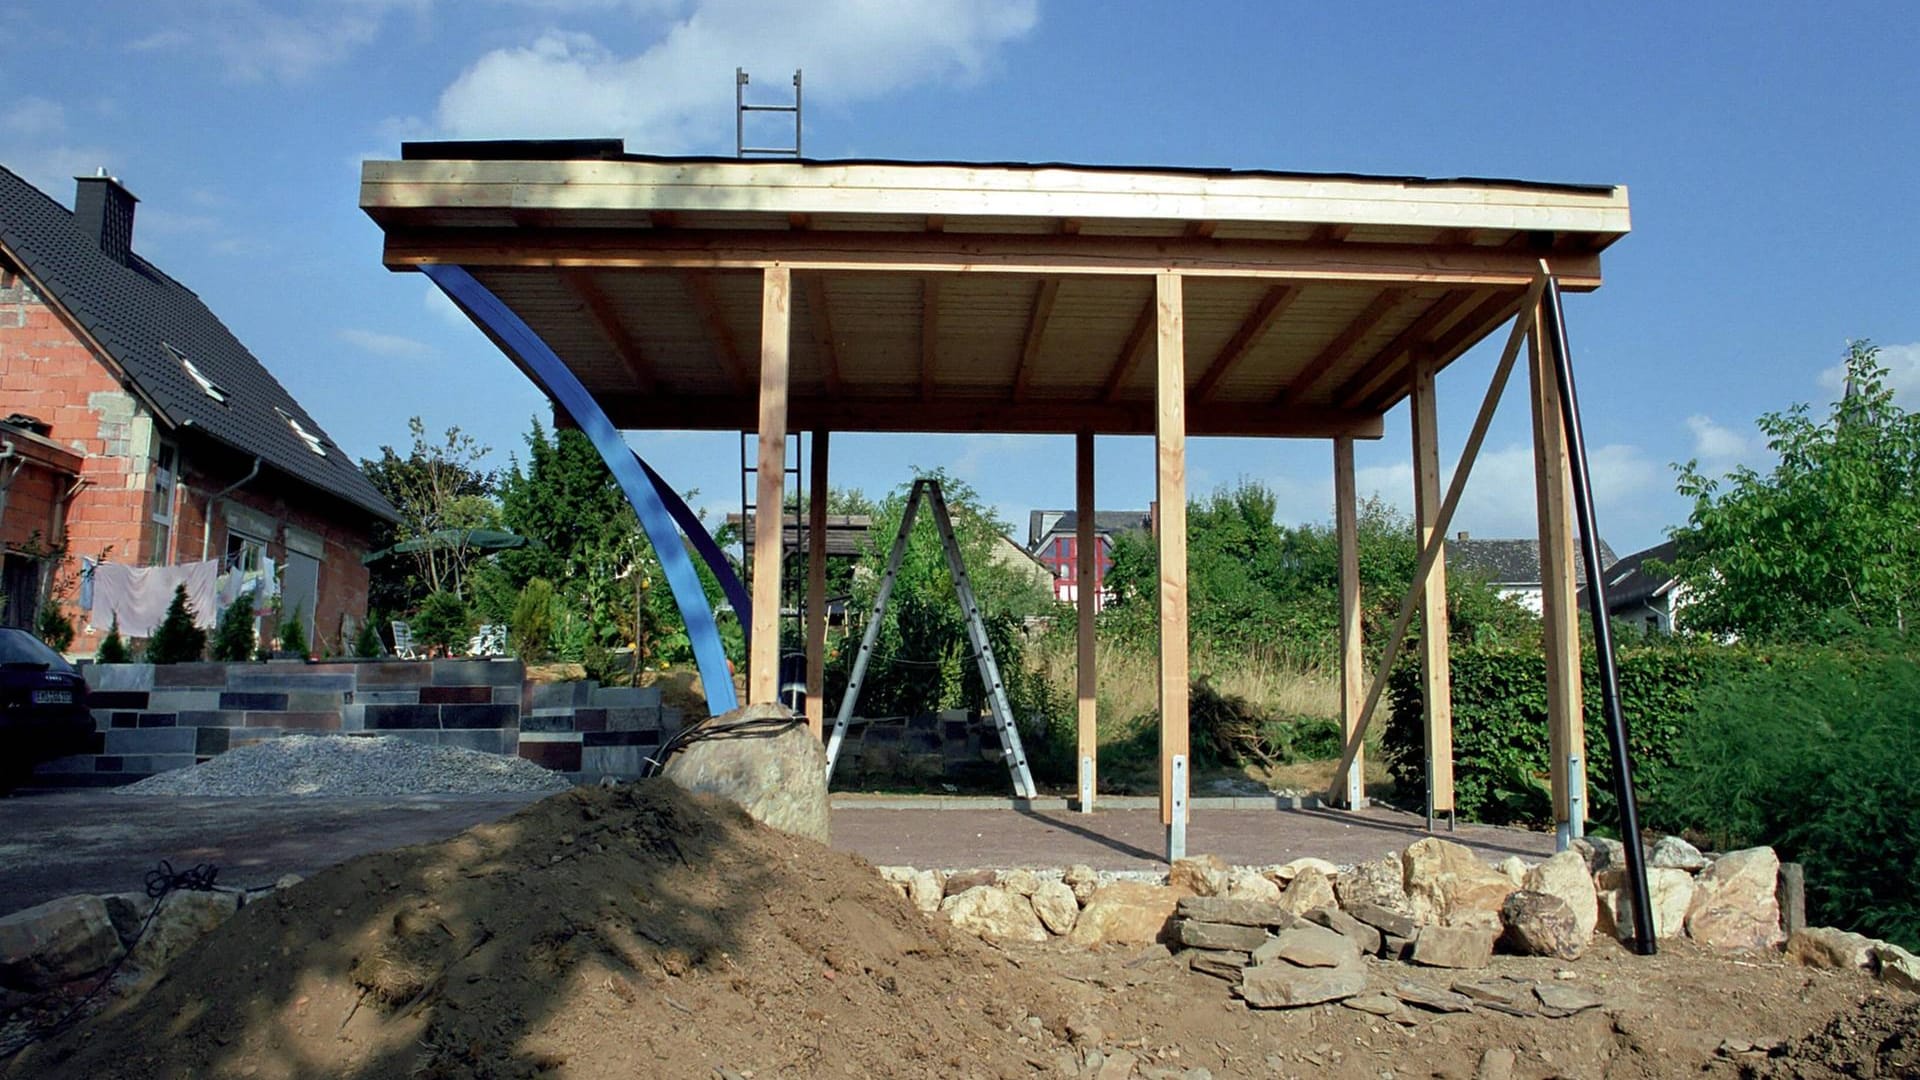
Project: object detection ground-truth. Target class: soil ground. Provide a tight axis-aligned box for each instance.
[2,782,1912,1079]
[0,790,1551,915]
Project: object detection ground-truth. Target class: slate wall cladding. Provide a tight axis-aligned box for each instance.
[31,659,675,787]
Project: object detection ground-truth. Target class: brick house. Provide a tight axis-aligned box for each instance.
[1025,509,1151,610]
[0,165,395,653]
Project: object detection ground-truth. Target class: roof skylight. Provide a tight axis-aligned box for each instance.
[276,408,327,457]
[164,343,228,404]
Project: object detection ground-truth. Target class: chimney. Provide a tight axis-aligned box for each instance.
[73,169,138,265]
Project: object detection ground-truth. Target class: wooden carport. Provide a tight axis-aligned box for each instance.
[361,141,1632,867]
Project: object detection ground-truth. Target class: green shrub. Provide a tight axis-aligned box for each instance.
[1383,641,1754,827]
[353,618,383,658]
[36,600,74,653]
[510,578,557,663]
[96,615,130,663]
[1648,645,1920,951]
[146,585,206,664]
[210,596,256,661]
[277,605,309,658]
[412,591,471,656]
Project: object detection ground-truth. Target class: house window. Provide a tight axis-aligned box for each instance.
[225,530,267,575]
[164,343,228,404]
[276,408,327,457]
[151,441,176,565]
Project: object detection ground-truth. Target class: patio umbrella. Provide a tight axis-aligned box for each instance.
[361,528,534,565]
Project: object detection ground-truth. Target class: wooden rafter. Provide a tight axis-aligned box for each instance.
[1334,288,1482,408]
[788,212,812,230]
[1011,278,1061,401]
[385,229,1605,289]
[1310,223,1355,244]
[1359,289,1522,412]
[561,269,655,394]
[1279,289,1407,404]
[1100,297,1156,403]
[1191,283,1301,404]
[799,273,843,395]
[925,214,946,233]
[1185,220,1217,239]
[594,393,1383,439]
[683,270,751,393]
[920,276,940,402]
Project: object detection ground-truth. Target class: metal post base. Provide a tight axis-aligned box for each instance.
[1078,756,1094,814]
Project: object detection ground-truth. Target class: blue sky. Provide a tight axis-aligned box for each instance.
[3,2,1916,554]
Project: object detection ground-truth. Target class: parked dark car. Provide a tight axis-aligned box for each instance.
[1,627,94,792]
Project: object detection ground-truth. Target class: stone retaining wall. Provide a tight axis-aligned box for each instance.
[33,661,685,786]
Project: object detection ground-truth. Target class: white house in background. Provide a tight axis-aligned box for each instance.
[1445,531,1619,616]
[1586,539,1688,634]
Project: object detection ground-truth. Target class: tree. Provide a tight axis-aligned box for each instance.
[97,615,130,663]
[210,595,256,661]
[360,418,497,608]
[147,585,206,664]
[1668,341,1920,640]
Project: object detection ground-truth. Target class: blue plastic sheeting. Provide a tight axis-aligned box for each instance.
[634,454,751,631]
[422,264,739,717]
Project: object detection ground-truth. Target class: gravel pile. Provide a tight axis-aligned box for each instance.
[115,734,574,797]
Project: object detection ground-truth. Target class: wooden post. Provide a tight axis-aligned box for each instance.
[1334,435,1365,809]
[1529,311,1585,840]
[805,429,830,737]
[1155,272,1190,858]
[1075,430,1098,813]
[750,266,791,706]
[1409,350,1454,823]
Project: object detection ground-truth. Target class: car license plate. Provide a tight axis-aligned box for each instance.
[32,690,72,705]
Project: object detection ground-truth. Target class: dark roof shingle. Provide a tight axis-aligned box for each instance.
[1027,509,1152,550]
[0,165,395,522]
[1447,535,1618,589]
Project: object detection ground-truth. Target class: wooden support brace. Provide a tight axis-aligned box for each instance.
[1076,430,1098,813]
[805,429,831,737]
[1529,312,1585,833]
[749,266,791,706]
[1155,273,1189,844]
[1322,274,1548,799]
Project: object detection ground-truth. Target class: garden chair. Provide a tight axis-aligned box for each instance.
[391,620,421,660]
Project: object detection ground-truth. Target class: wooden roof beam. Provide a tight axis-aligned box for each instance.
[594,392,1385,439]
[561,269,656,394]
[1011,277,1062,401]
[1185,220,1217,239]
[1191,283,1301,404]
[1101,297,1156,403]
[1279,289,1408,404]
[1310,223,1355,244]
[383,228,1604,289]
[920,275,940,403]
[799,273,843,395]
[683,270,752,394]
[1361,290,1526,412]
[1333,288,1482,408]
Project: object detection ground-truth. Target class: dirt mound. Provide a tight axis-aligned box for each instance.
[8,781,1066,1079]
[1747,995,1920,1078]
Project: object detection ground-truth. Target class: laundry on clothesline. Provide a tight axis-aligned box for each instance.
[87,559,220,636]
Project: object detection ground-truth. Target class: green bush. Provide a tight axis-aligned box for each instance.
[1383,641,1753,827]
[412,591,471,656]
[96,615,130,663]
[277,605,309,658]
[353,618,383,658]
[146,585,206,664]
[510,578,557,663]
[36,600,74,653]
[1647,645,1920,951]
[210,596,256,661]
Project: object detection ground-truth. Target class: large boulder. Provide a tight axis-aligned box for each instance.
[118,890,241,992]
[1335,854,1412,916]
[1597,867,1694,941]
[1408,925,1495,969]
[1402,838,1514,929]
[941,886,1047,943]
[1169,855,1230,897]
[1499,890,1584,959]
[1254,923,1361,969]
[1872,943,1920,992]
[1067,882,1178,948]
[1237,964,1367,1008]
[661,704,830,843]
[1275,867,1338,916]
[1649,835,1710,872]
[1685,847,1784,950]
[907,870,946,915]
[0,894,125,991]
[1786,927,1875,971]
[1522,850,1599,945]
[1223,867,1282,902]
[1031,881,1080,936]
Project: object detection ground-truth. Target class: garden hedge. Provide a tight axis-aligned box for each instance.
[1382,641,1757,827]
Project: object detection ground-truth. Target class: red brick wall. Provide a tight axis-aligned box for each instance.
[1,254,375,655]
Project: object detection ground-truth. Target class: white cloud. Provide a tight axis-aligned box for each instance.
[1684,414,1751,464]
[337,327,439,360]
[1819,341,1920,407]
[1347,440,1663,546]
[126,0,431,83]
[433,0,1038,148]
[0,97,67,139]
